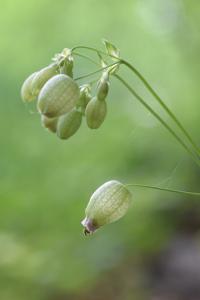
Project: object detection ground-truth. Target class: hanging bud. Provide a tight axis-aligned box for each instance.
[54,48,74,78]
[97,72,110,101]
[81,180,132,235]
[41,115,58,133]
[60,56,74,78]
[37,74,80,118]
[85,97,107,129]
[21,72,37,102]
[77,84,92,112]
[57,108,82,140]
[31,64,58,96]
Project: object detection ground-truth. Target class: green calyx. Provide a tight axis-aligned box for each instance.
[96,71,110,101]
[41,115,58,133]
[57,108,82,140]
[37,74,80,118]
[81,180,132,234]
[85,96,107,129]
[31,64,58,97]
[21,72,38,102]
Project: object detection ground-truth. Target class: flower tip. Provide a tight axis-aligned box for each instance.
[81,217,99,235]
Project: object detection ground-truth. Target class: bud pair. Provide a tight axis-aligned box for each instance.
[81,180,132,235]
[37,74,80,118]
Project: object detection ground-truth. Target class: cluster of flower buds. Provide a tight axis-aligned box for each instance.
[21,48,110,140]
[81,180,132,235]
[21,41,135,235]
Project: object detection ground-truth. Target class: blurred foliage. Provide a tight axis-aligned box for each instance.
[0,0,200,299]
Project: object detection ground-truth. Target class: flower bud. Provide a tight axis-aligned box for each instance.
[41,115,58,133]
[77,84,92,111]
[31,64,58,96]
[37,74,80,118]
[97,72,110,101]
[81,180,132,235]
[85,97,107,129]
[21,72,37,102]
[57,108,82,140]
[60,56,74,78]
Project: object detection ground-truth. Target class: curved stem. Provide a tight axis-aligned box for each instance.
[125,183,200,197]
[121,59,200,158]
[115,74,200,168]
[72,45,119,61]
[71,45,200,166]
[74,62,119,81]
[73,52,99,66]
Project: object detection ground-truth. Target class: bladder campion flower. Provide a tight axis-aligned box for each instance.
[81,180,132,235]
[20,41,200,235]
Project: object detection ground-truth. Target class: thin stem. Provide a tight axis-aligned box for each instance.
[115,74,200,168]
[71,45,200,166]
[72,46,200,157]
[72,45,119,61]
[126,183,200,197]
[74,62,119,81]
[121,59,200,157]
[73,52,99,66]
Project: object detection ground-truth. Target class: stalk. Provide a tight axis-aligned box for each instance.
[72,46,200,159]
[115,74,200,168]
[74,62,119,81]
[125,183,200,197]
[121,59,200,158]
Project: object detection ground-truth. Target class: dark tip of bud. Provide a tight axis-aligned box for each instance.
[81,217,99,235]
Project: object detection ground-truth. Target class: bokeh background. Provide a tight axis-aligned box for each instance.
[1,0,200,299]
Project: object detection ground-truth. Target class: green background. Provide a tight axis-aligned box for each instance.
[1,0,200,299]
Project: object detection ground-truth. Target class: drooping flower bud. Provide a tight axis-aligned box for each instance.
[81,180,132,235]
[37,74,80,118]
[41,115,58,133]
[57,108,82,140]
[97,72,110,101]
[21,72,37,102]
[60,56,74,78]
[31,64,58,96]
[53,48,74,78]
[85,96,107,129]
[77,84,92,112]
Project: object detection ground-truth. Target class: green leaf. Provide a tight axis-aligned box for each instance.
[102,39,120,58]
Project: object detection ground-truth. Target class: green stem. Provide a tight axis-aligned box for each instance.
[72,45,119,61]
[74,62,119,81]
[73,52,99,66]
[72,45,200,166]
[115,74,200,168]
[121,59,200,158]
[125,183,200,197]
[72,46,200,158]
